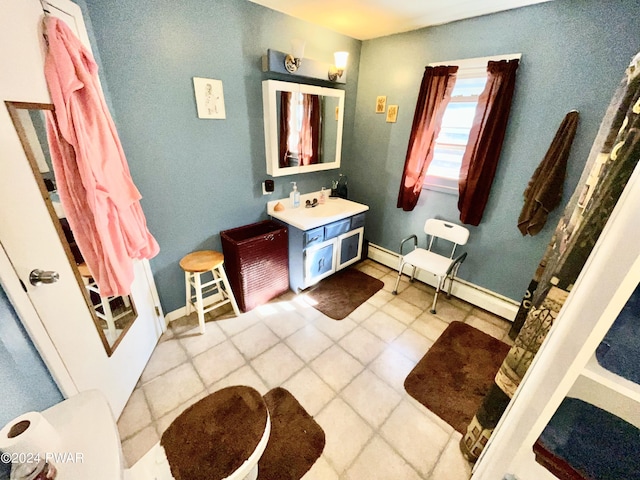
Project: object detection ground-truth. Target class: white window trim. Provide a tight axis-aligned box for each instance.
[423,53,521,195]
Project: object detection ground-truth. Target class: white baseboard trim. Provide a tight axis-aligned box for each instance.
[166,244,520,323]
[165,306,187,323]
[367,242,519,321]
[164,291,225,324]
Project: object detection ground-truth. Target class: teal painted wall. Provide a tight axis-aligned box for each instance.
[0,284,62,431]
[83,0,361,313]
[347,0,640,301]
[81,0,640,310]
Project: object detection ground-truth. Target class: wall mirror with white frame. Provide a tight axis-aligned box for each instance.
[262,79,345,177]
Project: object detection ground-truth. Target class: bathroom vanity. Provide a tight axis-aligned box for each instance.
[267,193,368,292]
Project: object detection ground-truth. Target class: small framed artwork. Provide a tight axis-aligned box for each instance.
[193,77,226,119]
[375,96,387,113]
[386,105,399,123]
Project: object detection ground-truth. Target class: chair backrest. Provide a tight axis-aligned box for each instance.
[423,219,470,256]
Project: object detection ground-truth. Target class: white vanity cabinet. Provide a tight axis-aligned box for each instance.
[277,212,366,292]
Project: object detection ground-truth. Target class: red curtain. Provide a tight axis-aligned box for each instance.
[397,66,458,211]
[278,92,321,167]
[278,91,292,168]
[458,59,520,225]
[299,94,321,165]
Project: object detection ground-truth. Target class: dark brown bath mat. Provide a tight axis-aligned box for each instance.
[160,385,324,480]
[161,385,268,480]
[258,387,325,480]
[306,267,383,320]
[404,321,510,433]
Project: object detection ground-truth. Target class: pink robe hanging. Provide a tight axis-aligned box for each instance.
[44,16,159,297]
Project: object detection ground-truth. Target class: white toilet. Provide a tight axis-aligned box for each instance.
[2,390,270,480]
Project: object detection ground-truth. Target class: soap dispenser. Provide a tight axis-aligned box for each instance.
[290,182,300,208]
[319,187,326,204]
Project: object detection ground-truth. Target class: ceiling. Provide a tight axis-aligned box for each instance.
[247,0,554,40]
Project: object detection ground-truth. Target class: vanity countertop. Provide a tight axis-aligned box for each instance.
[267,191,368,231]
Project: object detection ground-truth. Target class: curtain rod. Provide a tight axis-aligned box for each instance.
[429,53,522,68]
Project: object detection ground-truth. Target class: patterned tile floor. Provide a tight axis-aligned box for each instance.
[117,260,514,479]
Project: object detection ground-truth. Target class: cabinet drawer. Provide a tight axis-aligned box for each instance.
[351,213,366,229]
[304,227,325,248]
[324,218,351,240]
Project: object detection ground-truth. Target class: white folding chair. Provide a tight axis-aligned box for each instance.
[392,219,469,314]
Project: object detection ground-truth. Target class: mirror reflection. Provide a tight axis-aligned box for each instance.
[263,80,344,176]
[277,92,340,168]
[6,102,137,355]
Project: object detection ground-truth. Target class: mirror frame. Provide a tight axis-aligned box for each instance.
[262,79,345,177]
[5,101,137,357]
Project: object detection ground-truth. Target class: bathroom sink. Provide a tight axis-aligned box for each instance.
[303,201,349,217]
[267,192,368,230]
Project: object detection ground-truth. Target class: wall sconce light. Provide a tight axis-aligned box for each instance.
[284,39,306,73]
[328,51,349,81]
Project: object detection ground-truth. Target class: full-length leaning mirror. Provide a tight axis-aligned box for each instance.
[263,80,345,176]
[6,101,137,356]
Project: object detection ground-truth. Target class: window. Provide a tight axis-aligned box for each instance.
[422,54,519,193]
[424,73,487,192]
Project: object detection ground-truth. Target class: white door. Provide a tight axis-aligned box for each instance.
[0,0,164,417]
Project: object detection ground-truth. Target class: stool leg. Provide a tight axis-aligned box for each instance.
[184,271,192,316]
[216,264,240,316]
[193,272,206,334]
[101,297,117,340]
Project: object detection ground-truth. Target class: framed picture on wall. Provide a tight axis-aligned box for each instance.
[386,105,399,123]
[193,77,226,119]
[376,96,387,113]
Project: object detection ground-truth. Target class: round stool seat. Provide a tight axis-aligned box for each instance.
[77,262,91,278]
[161,386,270,480]
[180,250,225,273]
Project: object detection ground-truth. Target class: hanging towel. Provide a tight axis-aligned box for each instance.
[517,111,579,236]
[44,17,159,297]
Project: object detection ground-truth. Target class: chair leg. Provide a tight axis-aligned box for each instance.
[430,276,445,314]
[392,262,405,295]
[410,265,417,283]
[446,272,455,299]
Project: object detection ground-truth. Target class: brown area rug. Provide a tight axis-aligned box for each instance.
[160,386,324,480]
[258,387,325,480]
[161,386,268,480]
[404,321,511,434]
[306,267,383,320]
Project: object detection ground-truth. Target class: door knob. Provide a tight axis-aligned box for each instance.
[29,269,60,286]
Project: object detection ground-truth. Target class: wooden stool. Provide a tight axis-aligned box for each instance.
[180,250,240,334]
[78,263,132,342]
